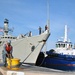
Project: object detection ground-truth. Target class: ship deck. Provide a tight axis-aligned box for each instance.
[0,63,75,75]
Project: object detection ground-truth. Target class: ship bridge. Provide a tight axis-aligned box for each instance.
[56,41,72,49]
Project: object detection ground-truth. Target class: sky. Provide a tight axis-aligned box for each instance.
[0,0,75,51]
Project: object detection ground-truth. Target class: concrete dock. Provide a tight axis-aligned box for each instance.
[0,64,75,75]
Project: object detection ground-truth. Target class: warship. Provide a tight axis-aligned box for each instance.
[0,19,50,65]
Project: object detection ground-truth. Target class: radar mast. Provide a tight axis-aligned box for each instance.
[4,19,9,35]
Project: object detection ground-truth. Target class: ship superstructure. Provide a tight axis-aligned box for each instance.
[55,25,75,55]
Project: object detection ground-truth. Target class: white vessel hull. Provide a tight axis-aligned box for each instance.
[0,30,50,64]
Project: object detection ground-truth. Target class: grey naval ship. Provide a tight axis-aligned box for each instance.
[0,19,50,65]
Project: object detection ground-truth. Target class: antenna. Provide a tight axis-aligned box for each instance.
[47,0,50,32]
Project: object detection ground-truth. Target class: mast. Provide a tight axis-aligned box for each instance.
[4,19,9,35]
[64,25,68,42]
[47,0,50,33]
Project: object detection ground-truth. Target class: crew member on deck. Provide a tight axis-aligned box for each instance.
[45,25,48,31]
[29,31,32,37]
[2,40,13,66]
[38,26,42,34]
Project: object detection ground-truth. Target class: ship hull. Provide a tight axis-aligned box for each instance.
[36,52,75,71]
[42,57,75,71]
[0,30,50,65]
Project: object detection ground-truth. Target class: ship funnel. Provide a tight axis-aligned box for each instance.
[64,25,68,42]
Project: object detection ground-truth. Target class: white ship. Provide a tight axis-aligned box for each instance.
[0,19,50,65]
